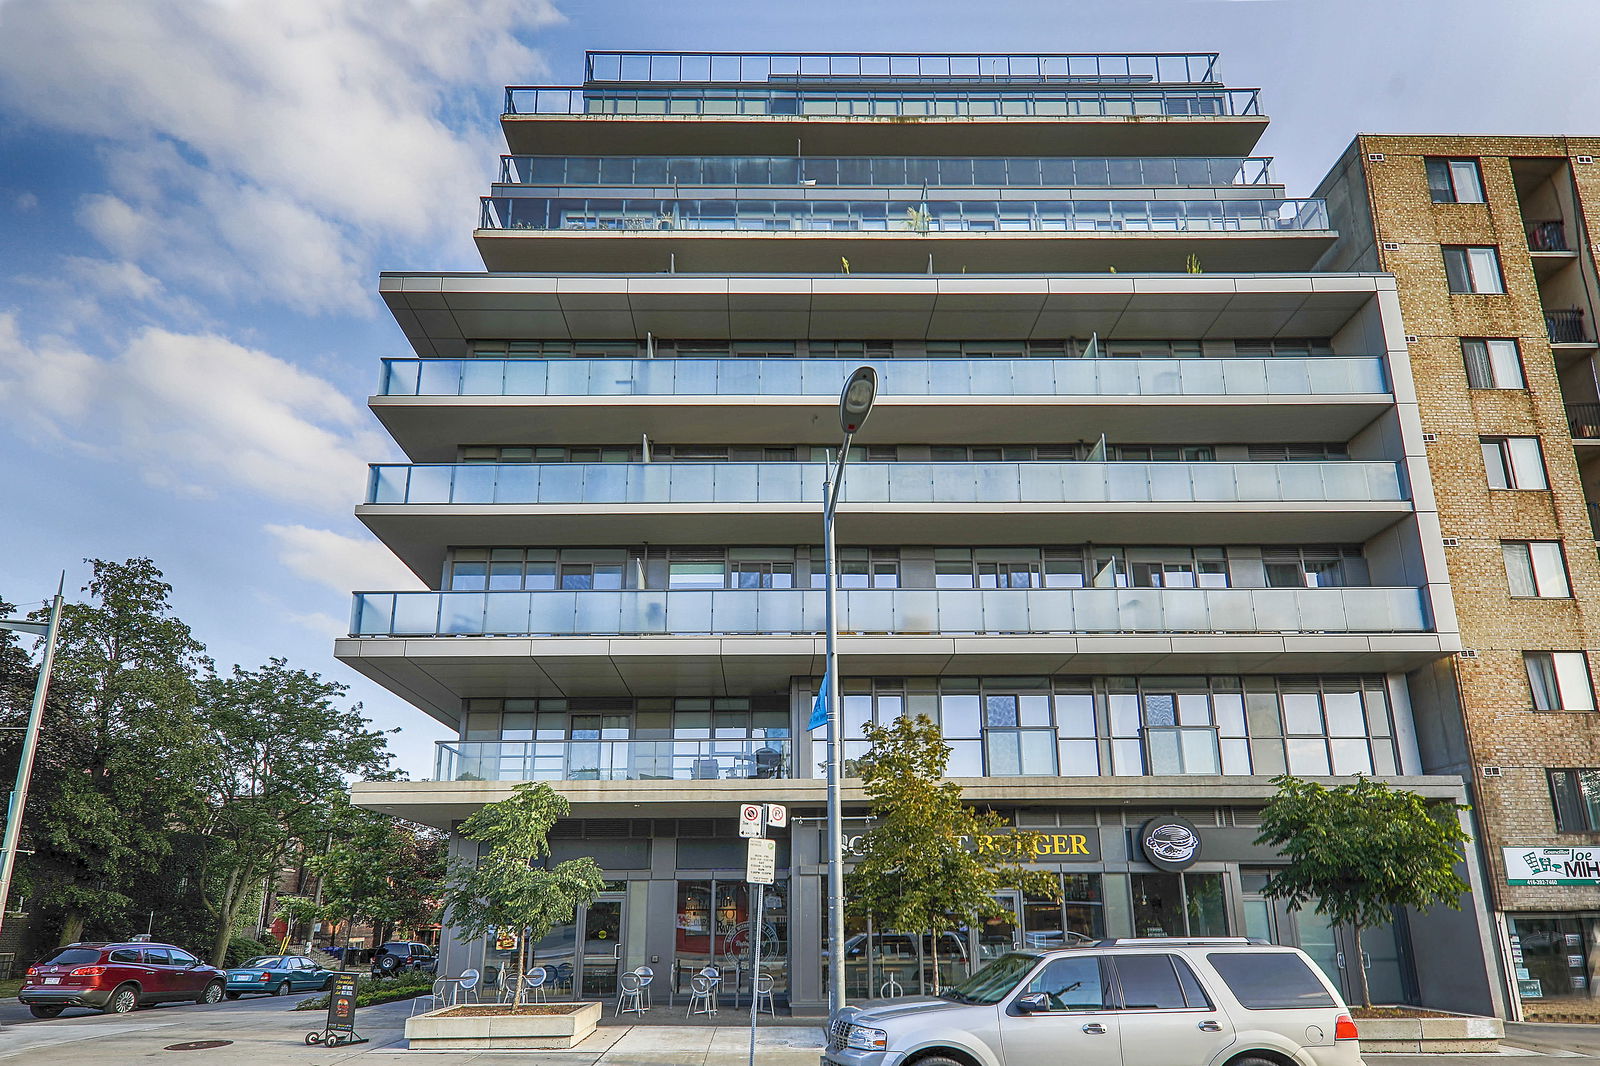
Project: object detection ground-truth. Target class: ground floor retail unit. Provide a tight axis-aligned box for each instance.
[438,797,1503,1016]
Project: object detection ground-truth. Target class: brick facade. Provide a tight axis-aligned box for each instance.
[1318,136,1600,913]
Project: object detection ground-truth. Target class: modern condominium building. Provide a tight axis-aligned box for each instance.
[1317,136,1600,1020]
[341,51,1501,1016]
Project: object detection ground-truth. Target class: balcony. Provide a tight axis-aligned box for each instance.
[498,154,1273,188]
[1528,220,1570,252]
[499,87,1269,157]
[359,460,1411,574]
[480,195,1325,234]
[378,356,1386,398]
[475,195,1332,273]
[1570,403,1600,440]
[351,586,1431,639]
[436,739,790,783]
[1547,309,1592,346]
[578,52,1225,86]
[373,357,1392,459]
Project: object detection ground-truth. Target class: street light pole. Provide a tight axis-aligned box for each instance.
[0,575,66,942]
[824,367,877,1018]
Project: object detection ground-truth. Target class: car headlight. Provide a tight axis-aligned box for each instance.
[845,1025,888,1051]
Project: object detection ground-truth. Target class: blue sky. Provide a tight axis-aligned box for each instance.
[2,0,1599,779]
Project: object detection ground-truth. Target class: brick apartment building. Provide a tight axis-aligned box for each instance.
[1317,136,1600,1019]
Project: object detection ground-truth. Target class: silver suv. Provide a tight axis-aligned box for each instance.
[823,938,1362,1066]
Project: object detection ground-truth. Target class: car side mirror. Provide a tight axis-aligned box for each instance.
[1014,993,1050,1014]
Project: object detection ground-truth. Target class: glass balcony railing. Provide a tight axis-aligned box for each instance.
[580,52,1223,86]
[365,461,1406,508]
[479,196,1329,234]
[503,86,1261,119]
[499,155,1273,188]
[435,738,791,783]
[351,587,1431,639]
[378,357,1389,399]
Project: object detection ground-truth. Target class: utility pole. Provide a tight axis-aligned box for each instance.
[0,574,66,942]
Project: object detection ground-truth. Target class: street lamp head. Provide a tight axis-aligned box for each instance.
[839,365,878,434]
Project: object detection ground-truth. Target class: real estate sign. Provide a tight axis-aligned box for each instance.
[1504,846,1600,885]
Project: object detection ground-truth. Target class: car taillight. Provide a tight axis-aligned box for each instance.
[260,973,273,981]
[1335,1014,1359,1040]
[25,966,40,978]
[69,966,107,978]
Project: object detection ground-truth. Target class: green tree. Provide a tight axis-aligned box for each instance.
[442,783,605,1007]
[195,658,395,966]
[4,560,214,945]
[313,806,445,952]
[847,714,1059,992]
[1254,774,1472,1008]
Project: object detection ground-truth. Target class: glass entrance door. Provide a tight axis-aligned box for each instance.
[579,896,625,997]
[977,892,1022,963]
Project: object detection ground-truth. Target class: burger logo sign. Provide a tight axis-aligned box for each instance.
[1139,816,1201,872]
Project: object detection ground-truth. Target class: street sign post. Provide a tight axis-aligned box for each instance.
[765,803,787,829]
[739,803,763,838]
[745,837,777,884]
[742,804,785,1066]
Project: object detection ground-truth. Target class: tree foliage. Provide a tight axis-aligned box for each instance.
[308,805,445,948]
[847,714,1058,988]
[442,783,604,1007]
[1254,774,1472,1007]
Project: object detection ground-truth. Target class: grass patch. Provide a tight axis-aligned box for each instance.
[0,979,21,998]
[294,972,434,1011]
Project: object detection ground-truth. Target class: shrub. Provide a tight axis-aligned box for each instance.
[224,935,280,967]
[294,970,434,1011]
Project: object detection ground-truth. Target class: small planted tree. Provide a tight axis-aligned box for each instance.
[1254,774,1471,1008]
[442,783,605,1008]
[847,715,1059,993]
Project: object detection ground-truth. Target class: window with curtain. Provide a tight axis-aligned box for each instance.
[1526,652,1596,711]
[1503,541,1570,598]
[1425,157,1486,203]
[1443,245,1505,294]
[1462,339,1524,388]
[1549,769,1600,832]
[1481,436,1547,489]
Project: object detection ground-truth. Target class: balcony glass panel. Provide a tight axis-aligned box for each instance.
[481,194,1321,232]
[436,738,793,783]
[350,587,1429,638]
[379,356,1387,399]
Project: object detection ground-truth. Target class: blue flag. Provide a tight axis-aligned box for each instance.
[807,674,831,731]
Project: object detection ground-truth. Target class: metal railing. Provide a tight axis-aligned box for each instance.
[503,86,1262,119]
[1528,221,1569,252]
[364,461,1407,508]
[1568,403,1600,439]
[435,739,790,783]
[580,52,1223,86]
[1547,309,1590,344]
[478,196,1328,234]
[349,586,1431,639]
[498,154,1274,188]
[377,356,1389,399]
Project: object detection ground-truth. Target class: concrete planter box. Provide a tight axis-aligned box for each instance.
[405,1001,601,1049]
[1356,1011,1503,1053]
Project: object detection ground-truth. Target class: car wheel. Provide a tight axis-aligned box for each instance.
[379,956,400,975]
[102,985,139,1015]
[322,976,335,991]
[28,1005,65,1019]
[197,981,224,1005]
[272,981,290,996]
[225,991,242,1001]
[903,1057,964,1066]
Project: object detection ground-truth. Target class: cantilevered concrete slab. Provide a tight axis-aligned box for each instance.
[379,273,1389,357]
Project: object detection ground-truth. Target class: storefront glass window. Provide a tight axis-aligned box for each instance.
[675,878,789,1000]
[1131,872,1228,937]
[1508,915,1599,1006]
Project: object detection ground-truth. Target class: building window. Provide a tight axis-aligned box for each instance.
[1262,547,1369,588]
[1131,872,1228,937]
[1481,436,1547,489]
[1550,770,1600,832]
[1443,246,1505,294]
[1463,339,1524,389]
[1426,158,1486,203]
[1503,541,1571,598]
[1526,652,1597,711]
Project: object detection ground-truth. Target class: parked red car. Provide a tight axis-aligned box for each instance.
[19,942,226,1018]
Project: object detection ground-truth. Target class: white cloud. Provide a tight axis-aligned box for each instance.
[0,312,387,510]
[13,191,39,212]
[0,0,563,314]
[283,609,352,642]
[266,524,425,594]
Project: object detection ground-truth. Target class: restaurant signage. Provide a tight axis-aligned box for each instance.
[1504,846,1600,885]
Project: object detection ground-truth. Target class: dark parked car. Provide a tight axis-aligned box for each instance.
[19,942,225,1018]
[370,941,437,976]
